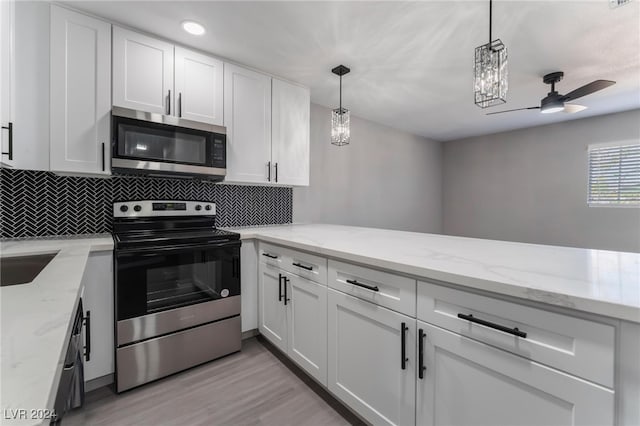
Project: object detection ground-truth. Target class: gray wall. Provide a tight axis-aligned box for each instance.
[442,109,640,253]
[294,103,442,233]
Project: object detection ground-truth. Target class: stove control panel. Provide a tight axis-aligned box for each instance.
[114,200,216,218]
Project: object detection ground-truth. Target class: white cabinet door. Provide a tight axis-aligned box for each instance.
[327,288,415,426]
[258,262,287,353]
[286,272,327,386]
[416,321,615,426]
[50,5,111,175]
[174,46,223,126]
[0,0,15,167]
[223,63,272,184]
[240,239,258,333]
[82,251,114,382]
[271,79,310,186]
[112,26,173,114]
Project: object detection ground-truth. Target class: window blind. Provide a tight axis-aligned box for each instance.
[588,143,640,205]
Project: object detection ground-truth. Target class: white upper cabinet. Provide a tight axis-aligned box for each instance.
[271,79,310,186]
[224,63,272,184]
[112,26,173,115]
[50,5,111,175]
[174,46,223,126]
[0,0,15,167]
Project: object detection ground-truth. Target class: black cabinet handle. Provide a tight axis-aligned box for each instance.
[101,142,105,171]
[457,313,527,338]
[167,90,171,115]
[418,328,426,379]
[2,122,13,160]
[84,310,91,362]
[275,163,278,183]
[267,161,271,181]
[284,277,289,305]
[401,322,408,370]
[262,253,278,259]
[292,262,313,271]
[278,273,284,302]
[346,279,379,292]
[178,92,182,117]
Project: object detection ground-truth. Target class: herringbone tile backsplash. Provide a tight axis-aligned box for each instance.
[0,169,292,238]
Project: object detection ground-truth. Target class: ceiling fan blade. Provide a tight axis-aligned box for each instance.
[562,80,615,102]
[486,106,540,115]
[563,104,587,114]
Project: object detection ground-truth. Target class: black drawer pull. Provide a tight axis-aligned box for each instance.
[346,279,379,292]
[284,277,289,305]
[457,313,527,338]
[401,322,408,370]
[262,253,278,259]
[418,328,426,379]
[2,122,13,160]
[292,262,313,271]
[278,273,284,302]
[84,310,91,362]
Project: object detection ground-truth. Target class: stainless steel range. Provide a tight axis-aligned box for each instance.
[112,200,241,392]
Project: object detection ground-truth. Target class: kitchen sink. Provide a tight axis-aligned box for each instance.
[0,252,58,287]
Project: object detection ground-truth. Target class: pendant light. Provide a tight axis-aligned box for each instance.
[331,65,351,146]
[474,0,508,108]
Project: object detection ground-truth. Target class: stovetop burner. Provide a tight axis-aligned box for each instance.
[112,200,239,250]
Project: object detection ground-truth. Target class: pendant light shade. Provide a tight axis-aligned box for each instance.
[331,65,351,146]
[474,0,508,108]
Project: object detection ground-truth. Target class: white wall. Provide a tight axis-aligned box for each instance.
[442,109,640,253]
[294,103,442,233]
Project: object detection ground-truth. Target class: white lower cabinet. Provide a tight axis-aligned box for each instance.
[258,262,327,385]
[416,321,615,426]
[82,251,114,382]
[327,288,415,426]
[259,262,288,352]
[287,272,327,385]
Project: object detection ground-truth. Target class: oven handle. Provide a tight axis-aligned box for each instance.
[116,240,241,256]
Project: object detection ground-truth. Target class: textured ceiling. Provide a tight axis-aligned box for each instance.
[64,0,640,141]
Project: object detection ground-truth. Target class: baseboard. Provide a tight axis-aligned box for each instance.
[85,374,114,392]
[256,335,369,426]
[241,329,259,340]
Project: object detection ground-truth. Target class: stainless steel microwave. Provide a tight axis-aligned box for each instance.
[111,107,226,180]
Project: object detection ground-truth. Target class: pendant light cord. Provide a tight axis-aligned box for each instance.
[339,75,343,112]
[489,0,492,44]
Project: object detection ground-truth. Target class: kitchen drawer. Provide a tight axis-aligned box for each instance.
[417,281,615,388]
[329,260,416,317]
[259,242,327,285]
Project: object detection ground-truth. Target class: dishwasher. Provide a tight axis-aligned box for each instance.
[51,298,85,424]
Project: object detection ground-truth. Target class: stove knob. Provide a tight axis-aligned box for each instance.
[195,204,202,211]
[119,205,128,212]
[205,205,212,211]
[134,205,142,212]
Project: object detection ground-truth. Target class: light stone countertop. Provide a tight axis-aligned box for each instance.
[226,224,640,323]
[0,235,114,426]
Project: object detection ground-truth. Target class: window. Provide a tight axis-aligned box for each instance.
[588,142,640,206]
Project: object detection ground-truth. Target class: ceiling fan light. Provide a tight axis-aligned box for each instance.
[541,106,564,114]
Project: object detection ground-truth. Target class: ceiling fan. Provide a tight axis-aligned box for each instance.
[486,71,615,115]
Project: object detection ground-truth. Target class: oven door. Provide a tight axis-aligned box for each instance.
[115,241,240,323]
[111,111,226,178]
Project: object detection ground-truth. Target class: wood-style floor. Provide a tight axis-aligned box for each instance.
[64,337,362,426]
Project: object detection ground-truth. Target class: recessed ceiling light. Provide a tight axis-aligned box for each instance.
[182,21,205,36]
